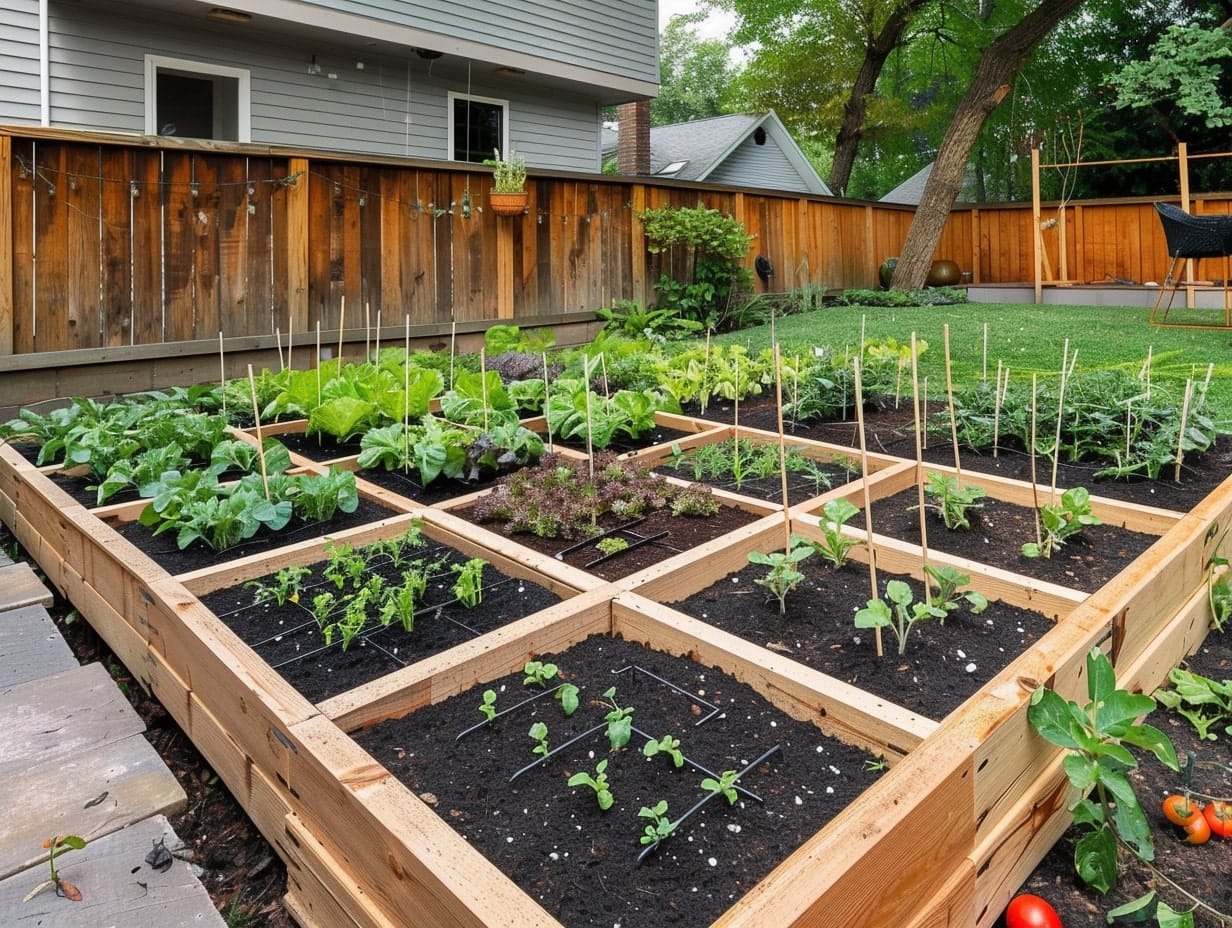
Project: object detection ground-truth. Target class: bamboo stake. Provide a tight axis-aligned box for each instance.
[337,296,346,365]
[218,332,227,420]
[922,377,929,450]
[791,353,800,433]
[1049,340,1072,503]
[543,352,554,453]
[287,313,293,373]
[702,331,711,416]
[584,354,595,483]
[480,349,490,433]
[982,322,988,386]
[375,309,382,363]
[315,321,322,407]
[992,362,1006,458]
[247,365,270,501]
[853,356,882,658]
[944,324,961,477]
[364,301,371,362]
[600,352,609,397]
[773,344,791,553]
[1140,345,1153,399]
[449,319,457,389]
[404,316,411,472]
[1030,373,1042,551]
[275,327,284,371]
[910,333,931,599]
[1175,379,1194,482]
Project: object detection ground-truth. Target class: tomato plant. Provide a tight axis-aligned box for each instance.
[1161,793,1203,827]
[1004,893,1062,928]
[1203,799,1232,838]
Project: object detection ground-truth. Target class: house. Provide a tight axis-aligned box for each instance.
[605,111,832,196]
[0,0,659,171]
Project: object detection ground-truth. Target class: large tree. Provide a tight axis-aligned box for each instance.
[891,0,1088,289]
[653,14,739,126]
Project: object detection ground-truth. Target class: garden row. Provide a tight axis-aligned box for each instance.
[2,371,1228,928]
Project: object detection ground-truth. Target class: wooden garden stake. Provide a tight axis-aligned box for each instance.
[337,296,346,365]
[702,331,711,416]
[543,352,554,453]
[584,354,595,482]
[944,324,961,477]
[922,377,929,450]
[480,348,489,433]
[1030,373,1042,550]
[992,362,1006,458]
[982,322,988,385]
[792,354,800,433]
[218,331,226,420]
[404,316,412,470]
[1050,340,1073,504]
[910,333,931,595]
[600,353,609,397]
[287,313,293,373]
[449,319,457,389]
[1140,345,1153,400]
[1175,379,1194,482]
[275,326,284,371]
[853,356,882,658]
[315,321,322,407]
[375,309,382,362]
[773,344,791,553]
[364,301,371,362]
[247,364,270,501]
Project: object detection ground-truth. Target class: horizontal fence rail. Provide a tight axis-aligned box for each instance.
[2,126,1231,357]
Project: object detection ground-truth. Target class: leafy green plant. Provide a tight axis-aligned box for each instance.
[803,499,864,568]
[1028,648,1179,906]
[854,579,948,655]
[477,689,498,722]
[920,472,987,531]
[643,733,684,768]
[451,557,487,607]
[596,299,704,340]
[638,800,678,845]
[748,541,814,615]
[700,769,741,805]
[1022,486,1102,559]
[523,660,559,688]
[23,834,86,903]
[924,565,989,617]
[601,686,634,751]
[289,469,360,523]
[595,536,630,556]
[1155,667,1232,741]
[567,759,614,810]
[556,683,580,716]
[528,720,550,758]
[485,149,526,193]
[248,564,312,607]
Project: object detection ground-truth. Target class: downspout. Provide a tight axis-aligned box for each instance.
[39,0,50,125]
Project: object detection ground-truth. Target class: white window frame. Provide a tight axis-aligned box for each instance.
[144,55,251,142]
[447,91,509,163]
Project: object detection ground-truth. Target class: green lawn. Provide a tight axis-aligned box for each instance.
[713,302,1232,429]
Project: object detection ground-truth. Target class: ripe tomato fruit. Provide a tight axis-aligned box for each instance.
[1203,800,1232,838]
[1004,893,1062,928]
[1162,794,1203,827]
[1185,812,1212,845]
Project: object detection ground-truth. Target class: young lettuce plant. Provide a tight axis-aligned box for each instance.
[638,800,678,846]
[477,689,498,723]
[1028,648,1182,922]
[854,580,947,655]
[920,471,986,530]
[924,565,989,617]
[601,686,634,751]
[643,733,685,768]
[528,721,550,758]
[1023,486,1102,559]
[748,540,814,615]
[567,759,614,811]
[799,499,863,568]
[451,557,487,607]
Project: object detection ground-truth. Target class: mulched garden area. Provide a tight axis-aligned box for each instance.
[352,633,884,928]
[670,558,1055,720]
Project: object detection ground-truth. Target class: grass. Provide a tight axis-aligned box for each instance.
[713,301,1232,429]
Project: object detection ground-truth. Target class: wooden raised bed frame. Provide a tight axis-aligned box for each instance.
[1,414,1229,928]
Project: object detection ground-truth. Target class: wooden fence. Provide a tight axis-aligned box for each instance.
[2,125,1231,358]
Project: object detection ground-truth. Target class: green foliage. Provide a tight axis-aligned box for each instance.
[544,374,669,447]
[854,579,948,656]
[601,686,634,751]
[451,557,486,607]
[1154,667,1232,741]
[1028,648,1179,899]
[834,288,968,307]
[920,472,987,531]
[522,660,559,688]
[567,759,615,811]
[643,733,685,768]
[357,416,543,485]
[700,769,741,805]
[638,799,678,846]
[556,683,580,716]
[1112,23,1232,130]
[652,14,739,126]
[1022,487,1101,559]
[484,149,527,192]
[800,500,863,568]
[248,564,312,607]
[748,542,814,615]
[595,536,630,556]
[528,720,550,758]
[923,565,989,617]
[595,299,705,340]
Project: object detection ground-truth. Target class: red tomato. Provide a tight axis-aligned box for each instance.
[1004,893,1062,928]
[1203,800,1232,838]
[1185,813,1212,845]
[1162,794,1203,827]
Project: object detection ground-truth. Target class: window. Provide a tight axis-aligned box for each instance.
[657,160,688,177]
[144,56,250,142]
[448,92,508,163]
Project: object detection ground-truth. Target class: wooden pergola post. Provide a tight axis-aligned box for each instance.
[285,156,310,337]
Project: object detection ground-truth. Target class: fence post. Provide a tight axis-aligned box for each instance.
[496,217,514,319]
[0,135,11,355]
[630,183,647,305]
[286,156,309,335]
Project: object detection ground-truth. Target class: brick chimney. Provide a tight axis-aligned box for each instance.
[616,100,651,175]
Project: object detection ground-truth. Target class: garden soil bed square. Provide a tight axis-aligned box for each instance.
[651,457,858,507]
[352,633,884,928]
[668,558,1056,719]
[864,487,1159,592]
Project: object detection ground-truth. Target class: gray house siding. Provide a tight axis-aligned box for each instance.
[25,1,603,171]
[707,138,809,193]
[0,0,41,124]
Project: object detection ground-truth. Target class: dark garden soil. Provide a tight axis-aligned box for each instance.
[651,458,860,506]
[107,497,398,575]
[669,558,1056,720]
[352,633,884,928]
[1010,632,1232,928]
[865,488,1160,593]
[453,502,760,581]
[200,542,561,705]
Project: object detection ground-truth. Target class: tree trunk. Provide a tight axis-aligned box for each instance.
[827,1,928,196]
[890,0,1088,289]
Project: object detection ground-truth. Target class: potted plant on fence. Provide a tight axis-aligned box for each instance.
[486,149,528,215]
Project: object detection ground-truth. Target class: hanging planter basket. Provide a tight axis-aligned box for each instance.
[489,191,529,216]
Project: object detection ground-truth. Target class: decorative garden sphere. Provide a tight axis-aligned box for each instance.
[927,259,961,286]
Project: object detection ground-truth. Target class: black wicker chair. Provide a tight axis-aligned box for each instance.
[1150,202,1232,326]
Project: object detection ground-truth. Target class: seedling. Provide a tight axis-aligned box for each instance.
[802,499,863,568]
[920,471,986,530]
[595,536,629,556]
[477,689,498,723]
[1155,667,1232,741]
[854,579,948,656]
[528,721,550,758]
[924,565,989,618]
[748,541,814,615]
[555,682,580,716]
[451,556,487,607]
[23,834,85,903]
[567,759,614,810]
[1022,486,1101,559]
[642,733,685,768]
[523,660,559,687]
[700,769,741,805]
[248,564,311,606]
[601,686,634,751]
[638,800,678,845]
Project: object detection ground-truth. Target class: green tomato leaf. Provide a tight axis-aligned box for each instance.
[1074,824,1117,894]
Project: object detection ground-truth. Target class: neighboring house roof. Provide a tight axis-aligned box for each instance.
[880,163,934,205]
[607,111,832,196]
